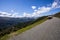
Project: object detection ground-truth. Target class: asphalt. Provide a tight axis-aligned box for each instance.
[8,17,60,40]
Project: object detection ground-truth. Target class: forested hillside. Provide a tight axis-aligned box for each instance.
[0,16,47,38]
[54,12,60,18]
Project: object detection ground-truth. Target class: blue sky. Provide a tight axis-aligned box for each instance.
[0,0,60,17]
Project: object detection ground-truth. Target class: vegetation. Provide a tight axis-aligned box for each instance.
[15,16,47,35]
[0,16,47,40]
[54,12,60,18]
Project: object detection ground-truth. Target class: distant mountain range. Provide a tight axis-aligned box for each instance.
[0,16,47,37]
[0,12,60,29]
[0,17,35,29]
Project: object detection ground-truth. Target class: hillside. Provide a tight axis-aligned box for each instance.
[0,17,34,29]
[0,16,47,40]
[0,17,35,37]
[54,12,60,18]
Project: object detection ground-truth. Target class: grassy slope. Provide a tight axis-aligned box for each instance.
[0,17,47,40]
[54,12,60,18]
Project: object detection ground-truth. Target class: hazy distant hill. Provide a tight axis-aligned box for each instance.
[54,12,60,18]
[0,17,34,29]
[0,16,47,37]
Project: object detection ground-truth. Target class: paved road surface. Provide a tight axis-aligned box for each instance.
[9,17,60,40]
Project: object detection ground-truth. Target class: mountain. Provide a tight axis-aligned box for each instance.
[54,12,60,18]
[0,17,35,29]
[0,16,47,37]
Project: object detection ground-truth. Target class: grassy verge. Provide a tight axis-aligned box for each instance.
[0,18,47,40]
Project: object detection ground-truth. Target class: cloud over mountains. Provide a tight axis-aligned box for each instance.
[0,0,60,18]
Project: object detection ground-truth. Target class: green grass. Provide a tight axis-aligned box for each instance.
[16,18,47,35]
[0,34,10,40]
[0,18,47,40]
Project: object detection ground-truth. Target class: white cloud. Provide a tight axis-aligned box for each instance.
[32,6,36,9]
[52,0,60,8]
[0,11,12,17]
[0,11,20,18]
[52,2,57,8]
[0,0,60,18]
[37,7,51,14]
[12,13,18,17]
[31,0,60,17]
[31,6,51,17]
[23,12,32,17]
[34,10,37,12]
